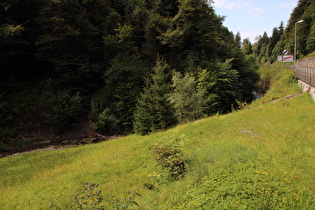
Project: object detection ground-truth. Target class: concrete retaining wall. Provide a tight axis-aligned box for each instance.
[296,56,315,102]
[298,80,315,102]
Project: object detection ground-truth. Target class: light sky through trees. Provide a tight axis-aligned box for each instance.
[213,0,297,42]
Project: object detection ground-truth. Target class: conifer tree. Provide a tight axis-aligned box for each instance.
[133,56,177,135]
[241,38,252,55]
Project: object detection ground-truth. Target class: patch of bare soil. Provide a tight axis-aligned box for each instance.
[272,93,304,103]
[284,93,303,99]
[241,128,261,137]
[1,120,123,158]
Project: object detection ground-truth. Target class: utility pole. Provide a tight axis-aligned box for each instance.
[294,20,304,66]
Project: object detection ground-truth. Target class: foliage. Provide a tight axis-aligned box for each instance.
[151,135,187,179]
[133,56,177,135]
[241,38,252,55]
[0,92,13,138]
[0,87,44,139]
[199,59,240,114]
[283,0,314,57]
[44,89,82,134]
[72,182,140,209]
[90,109,119,134]
[89,54,146,134]
[168,72,206,123]
[73,182,104,209]
[1,63,315,209]
[252,0,315,63]
[0,0,264,138]
[255,64,300,104]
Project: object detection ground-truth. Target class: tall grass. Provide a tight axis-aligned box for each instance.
[256,62,301,104]
[0,64,314,209]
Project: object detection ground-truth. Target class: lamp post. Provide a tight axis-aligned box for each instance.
[294,20,304,66]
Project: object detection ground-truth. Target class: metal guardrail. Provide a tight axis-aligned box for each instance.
[295,66,315,87]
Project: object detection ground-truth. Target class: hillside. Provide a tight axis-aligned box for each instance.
[1,0,259,141]
[0,66,314,209]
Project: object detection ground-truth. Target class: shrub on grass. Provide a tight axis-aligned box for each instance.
[72,182,140,209]
[151,136,187,180]
[73,183,104,209]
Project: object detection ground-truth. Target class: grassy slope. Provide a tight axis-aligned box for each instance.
[0,66,315,209]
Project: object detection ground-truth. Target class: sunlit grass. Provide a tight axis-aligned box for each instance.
[0,65,314,209]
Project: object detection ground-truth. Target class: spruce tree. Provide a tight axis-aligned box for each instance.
[133,56,177,135]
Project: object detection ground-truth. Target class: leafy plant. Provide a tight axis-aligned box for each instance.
[151,135,187,179]
[90,108,119,134]
[44,89,82,134]
[0,92,11,128]
[168,71,207,123]
[72,182,140,210]
[73,182,104,209]
[0,127,16,139]
[196,59,240,114]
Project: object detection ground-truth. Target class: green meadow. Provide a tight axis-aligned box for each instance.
[1,65,315,209]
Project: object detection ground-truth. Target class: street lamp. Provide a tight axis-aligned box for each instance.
[294,20,304,66]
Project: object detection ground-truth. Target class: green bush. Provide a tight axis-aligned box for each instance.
[90,108,120,134]
[44,90,82,134]
[151,136,187,179]
[72,182,104,209]
[72,182,140,209]
[0,89,43,139]
[169,72,206,123]
[0,127,16,139]
[0,92,15,138]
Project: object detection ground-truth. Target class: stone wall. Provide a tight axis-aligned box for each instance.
[296,56,315,103]
[296,57,315,68]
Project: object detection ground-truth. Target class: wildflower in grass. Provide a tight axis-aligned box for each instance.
[148,172,161,178]
[261,171,270,175]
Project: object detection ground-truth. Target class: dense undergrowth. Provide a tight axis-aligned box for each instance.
[0,64,314,209]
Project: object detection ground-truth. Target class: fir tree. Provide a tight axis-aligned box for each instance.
[133,56,177,135]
